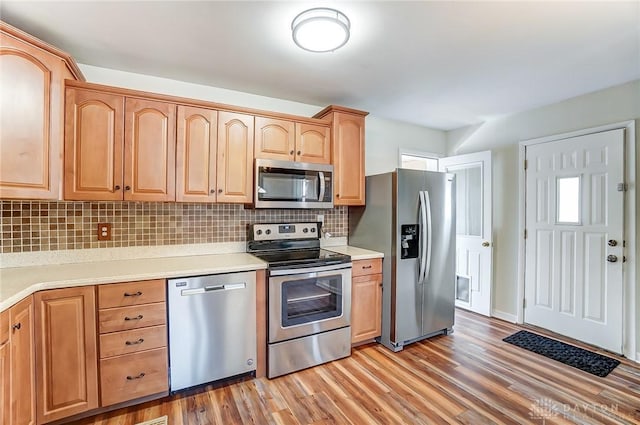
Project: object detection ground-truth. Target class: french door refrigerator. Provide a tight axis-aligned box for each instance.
[349,169,455,352]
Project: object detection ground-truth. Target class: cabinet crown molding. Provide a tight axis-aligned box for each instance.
[0,20,85,81]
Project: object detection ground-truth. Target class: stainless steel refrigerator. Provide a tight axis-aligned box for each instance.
[349,169,455,352]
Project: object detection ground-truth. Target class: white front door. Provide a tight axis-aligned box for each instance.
[524,129,624,353]
[439,151,492,316]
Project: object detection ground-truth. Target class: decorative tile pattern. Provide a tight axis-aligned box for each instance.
[0,201,348,253]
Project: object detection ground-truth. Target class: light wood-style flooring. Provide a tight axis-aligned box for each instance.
[74,310,640,424]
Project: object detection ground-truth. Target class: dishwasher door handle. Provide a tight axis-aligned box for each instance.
[181,282,246,296]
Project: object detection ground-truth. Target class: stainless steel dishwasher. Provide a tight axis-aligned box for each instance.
[167,271,256,392]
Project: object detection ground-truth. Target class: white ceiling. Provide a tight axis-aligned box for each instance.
[1,1,639,131]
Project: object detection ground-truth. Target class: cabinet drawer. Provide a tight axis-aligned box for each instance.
[98,279,165,309]
[100,325,167,358]
[352,258,382,277]
[0,310,8,345]
[100,348,168,406]
[99,303,166,334]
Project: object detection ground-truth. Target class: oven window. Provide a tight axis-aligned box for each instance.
[258,169,319,201]
[281,274,343,327]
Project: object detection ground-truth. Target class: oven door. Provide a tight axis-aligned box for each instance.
[268,264,351,343]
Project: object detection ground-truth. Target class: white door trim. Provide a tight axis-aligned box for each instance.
[516,120,636,361]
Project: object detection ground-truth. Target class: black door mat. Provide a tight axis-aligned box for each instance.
[503,330,620,377]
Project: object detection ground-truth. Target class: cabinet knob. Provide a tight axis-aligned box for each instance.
[125,185,131,191]
[124,314,143,321]
[297,151,301,155]
[114,185,121,190]
[12,322,21,331]
[290,150,294,155]
[125,338,145,346]
[210,189,216,194]
[336,194,340,198]
[218,189,223,194]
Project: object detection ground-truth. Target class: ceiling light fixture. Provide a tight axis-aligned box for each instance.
[291,8,350,53]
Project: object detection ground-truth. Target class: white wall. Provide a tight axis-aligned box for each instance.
[448,79,640,356]
[79,64,447,177]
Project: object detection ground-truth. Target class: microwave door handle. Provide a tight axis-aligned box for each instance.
[318,171,326,201]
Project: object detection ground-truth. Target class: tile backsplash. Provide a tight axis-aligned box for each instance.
[0,201,347,253]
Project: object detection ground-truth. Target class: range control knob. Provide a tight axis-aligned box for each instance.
[256,229,262,235]
[303,228,308,233]
[265,229,271,235]
[310,228,316,233]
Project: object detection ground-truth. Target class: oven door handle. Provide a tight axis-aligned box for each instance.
[269,262,352,276]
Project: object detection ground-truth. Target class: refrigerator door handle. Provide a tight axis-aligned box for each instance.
[418,191,428,284]
[424,190,433,283]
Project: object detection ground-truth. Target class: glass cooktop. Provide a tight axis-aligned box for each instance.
[251,248,351,270]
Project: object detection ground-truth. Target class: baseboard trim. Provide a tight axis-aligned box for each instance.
[491,309,517,323]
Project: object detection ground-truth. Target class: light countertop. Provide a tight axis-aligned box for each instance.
[325,245,384,261]
[0,253,266,312]
[0,243,384,313]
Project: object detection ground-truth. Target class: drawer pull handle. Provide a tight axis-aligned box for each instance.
[362,265,372,269]
[124,291,143,297]
[126,372,146,380]
[12,323,21,331]
[125,338,144,346]
[124,315,143,321]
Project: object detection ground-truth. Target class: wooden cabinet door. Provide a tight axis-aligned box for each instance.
[254,117,295,161]
[124,98,176,202]
[34,286,98,423]
[0,310,9,425]
[9,296,35,425]
[176,105,218,202]
[0,35,66,200]
[64,88,124,200]
[351,273,383,344]
[295,123,330,164]
[217,111,254,203]
[332,112,365,205]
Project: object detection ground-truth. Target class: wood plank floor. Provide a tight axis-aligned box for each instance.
[74,310,640,425]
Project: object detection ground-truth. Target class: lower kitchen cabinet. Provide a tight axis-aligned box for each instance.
[100,348,168,406]
[97,279,169,408]
[351,259,383,344]
[1,309,10,425]
[34,286,99,423]
[9,296,36,425]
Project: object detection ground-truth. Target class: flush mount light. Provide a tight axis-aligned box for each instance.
[291,7,350,53]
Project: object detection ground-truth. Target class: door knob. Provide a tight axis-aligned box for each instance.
[482,241,490,247]
[608,240,617,247]
[607,255,618,263]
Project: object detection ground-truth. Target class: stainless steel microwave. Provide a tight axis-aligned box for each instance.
[254,159,333,209]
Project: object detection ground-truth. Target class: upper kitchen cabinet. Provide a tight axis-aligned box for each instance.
[0,21,84,200]
[64,88,124,201]
[64,83,177,202]
[255,117,330,164]
[314,105,368,206]
[124,98,176,202]
[217,111,254,203]
[176,105,218,202]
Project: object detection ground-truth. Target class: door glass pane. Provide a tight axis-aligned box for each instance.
[401,154,439,171]
[557,176,581,223]
[451,165,482,236]
[281,275,342,327]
